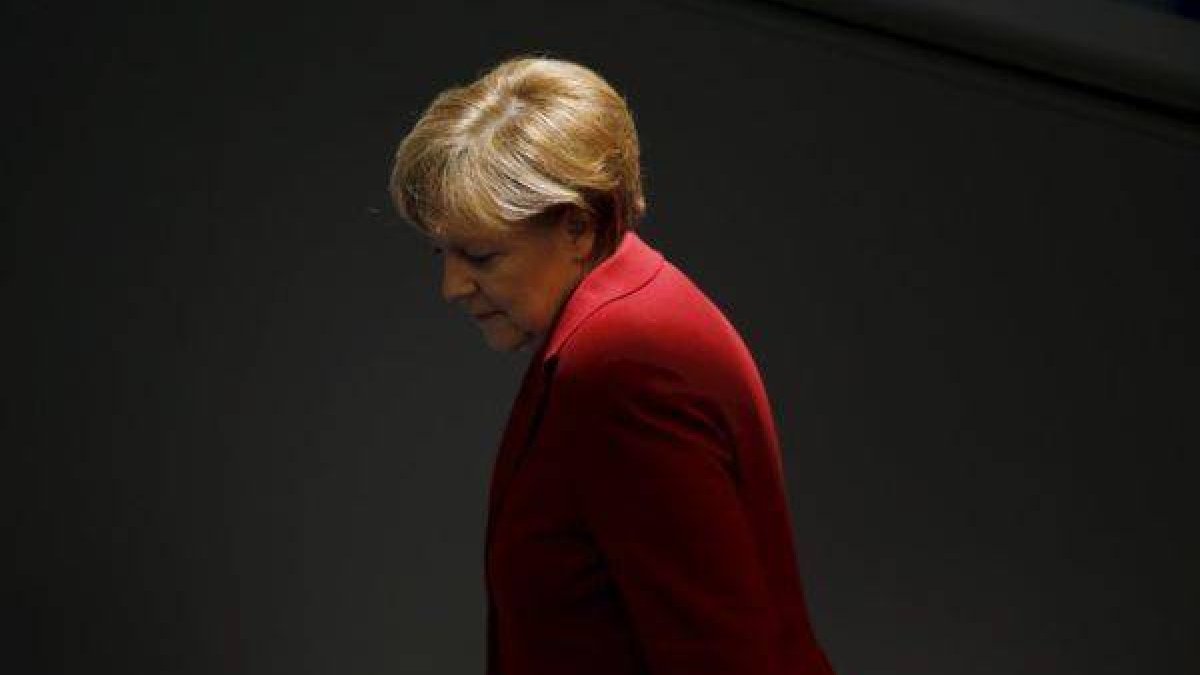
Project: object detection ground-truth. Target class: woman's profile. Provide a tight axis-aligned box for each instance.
[389,54,836,675]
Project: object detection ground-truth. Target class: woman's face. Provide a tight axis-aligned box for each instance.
[430,212,596,353]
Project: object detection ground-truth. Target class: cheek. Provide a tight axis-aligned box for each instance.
[486,280,524,318]
[487,270,554,331]
[488,300,536,336]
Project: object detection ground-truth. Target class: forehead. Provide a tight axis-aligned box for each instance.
[427,229,506,250]
[425,219,541,249]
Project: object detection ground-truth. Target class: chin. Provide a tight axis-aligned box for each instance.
[478,316,539,353]
[483,331,530,353]
[484,340,521,353]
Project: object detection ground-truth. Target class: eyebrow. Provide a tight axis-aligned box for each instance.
[427,234,499,252]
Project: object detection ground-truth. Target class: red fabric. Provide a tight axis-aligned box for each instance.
[485,230,836,675]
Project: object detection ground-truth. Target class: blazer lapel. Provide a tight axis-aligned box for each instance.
[484,231,664,559]
[485,348,556,552]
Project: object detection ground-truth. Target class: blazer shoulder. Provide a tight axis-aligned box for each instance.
[554,267,754,396]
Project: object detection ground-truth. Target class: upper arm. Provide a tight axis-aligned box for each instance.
[566,356,778,675]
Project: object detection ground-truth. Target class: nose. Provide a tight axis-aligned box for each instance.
[440,252,477,305]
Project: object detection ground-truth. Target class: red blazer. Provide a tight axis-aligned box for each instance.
[485,230,836,675]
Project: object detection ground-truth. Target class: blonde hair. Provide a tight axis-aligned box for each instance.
[388,55,646,262]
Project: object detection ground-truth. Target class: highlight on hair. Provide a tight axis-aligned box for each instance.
[388,54,646,261]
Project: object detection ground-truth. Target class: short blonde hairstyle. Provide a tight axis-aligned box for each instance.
[388,55,646,262]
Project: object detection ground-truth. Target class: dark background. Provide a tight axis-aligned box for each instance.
[7,1,1198,673]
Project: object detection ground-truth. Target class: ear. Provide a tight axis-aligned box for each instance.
[559,207,596,262]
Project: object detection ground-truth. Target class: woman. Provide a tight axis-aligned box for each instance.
[389,55,836,675]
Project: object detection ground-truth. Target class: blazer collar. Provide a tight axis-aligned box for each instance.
[534,229,665,369]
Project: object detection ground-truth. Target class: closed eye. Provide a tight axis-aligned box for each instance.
[431,245,495,267]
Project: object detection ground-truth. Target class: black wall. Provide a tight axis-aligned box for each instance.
[8,1,1198,673]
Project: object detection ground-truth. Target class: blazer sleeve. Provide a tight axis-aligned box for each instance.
[565,355,778,675]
